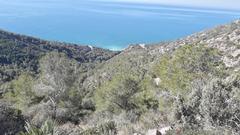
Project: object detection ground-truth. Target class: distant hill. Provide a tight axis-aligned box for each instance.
[0,29,119,83]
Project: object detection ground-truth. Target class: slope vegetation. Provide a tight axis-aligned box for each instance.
[0,20,240,135]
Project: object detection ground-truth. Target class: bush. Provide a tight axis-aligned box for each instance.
[3,73,38,110]
[35,52,88,123]
[80,121,117,135]
[172,74,240,134]
[19,119,57,135]
[166,127,232,135]
[0,102,25,135]
[199,75,240,131]
[153,44,225,94]
[95,74,141,113]
[95,73,159,114]
[38,52,78,100]
[134,77,159,112]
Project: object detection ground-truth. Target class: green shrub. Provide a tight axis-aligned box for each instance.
[166,128,232,135]
[18,119,57,135]
[80,121,117,135]
[39,52,78,99]
[3,73,37,110]
[135,77,159,112]
[38,52,90,122]
[95,72,161,115]
[0,102,25,135]
[172,74,240,134]
[95,74,140,113]
[153,44,225,94]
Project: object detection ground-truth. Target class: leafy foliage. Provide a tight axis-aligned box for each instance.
[154,44,225,93]
[173,74,240,134]
[38,52,78,99]
[95,73,159,116]
[35,52,94,123]
[80,121,117,135]
[19,119,57,135]
[0,102,25,135]
[3,73,38,110]
[95,74,140,113]
[0,29,118,84]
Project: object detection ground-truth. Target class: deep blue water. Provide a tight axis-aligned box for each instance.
[0,0,240,50]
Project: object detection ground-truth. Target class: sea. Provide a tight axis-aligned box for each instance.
[0,0,240,50]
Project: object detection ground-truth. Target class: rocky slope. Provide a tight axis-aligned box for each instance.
[84,20,240,91]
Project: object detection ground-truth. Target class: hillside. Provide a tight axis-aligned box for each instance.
[85,20,240,91]
[0,20,239,135]
[0,29,119,84]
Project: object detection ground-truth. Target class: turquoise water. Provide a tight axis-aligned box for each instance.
[0,0,240,50]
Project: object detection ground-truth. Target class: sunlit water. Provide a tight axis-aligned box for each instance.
[0,0,240,50]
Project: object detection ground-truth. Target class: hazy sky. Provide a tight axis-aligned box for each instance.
[98,0,240,10]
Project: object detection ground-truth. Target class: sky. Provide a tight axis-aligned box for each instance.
[97,0,240,10]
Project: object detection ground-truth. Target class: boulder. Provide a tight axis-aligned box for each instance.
[146,129,162,135]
